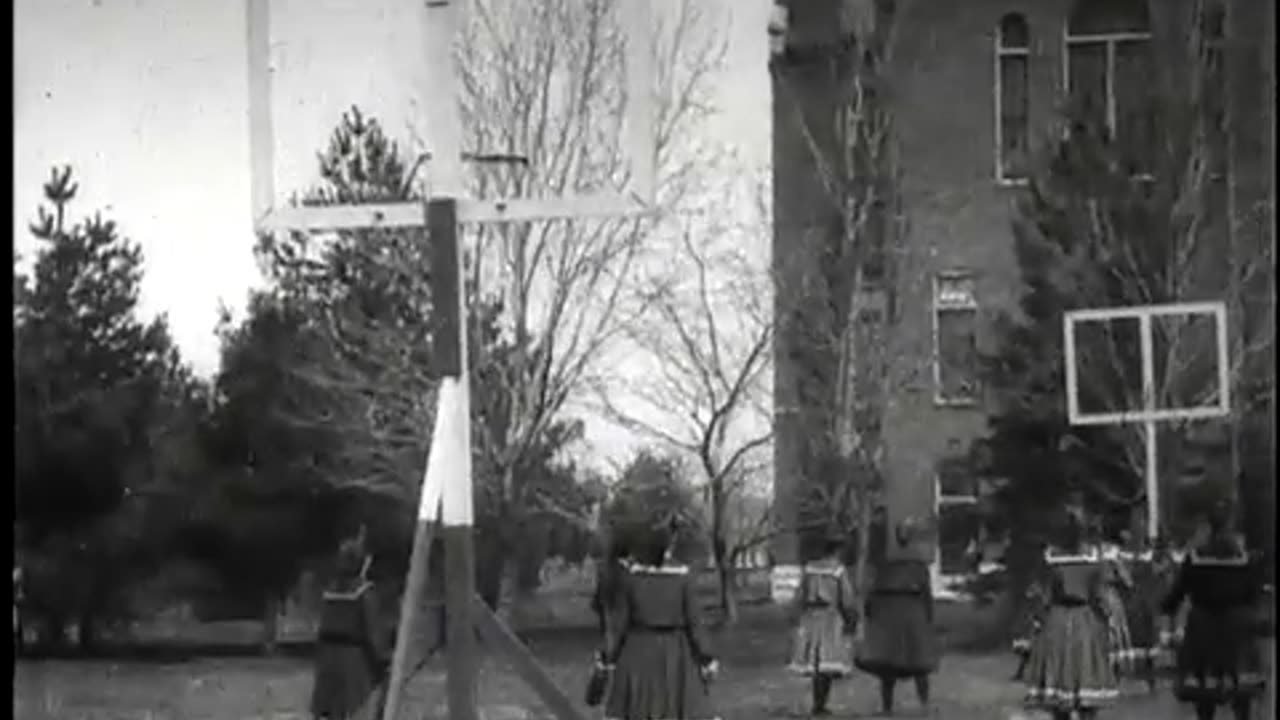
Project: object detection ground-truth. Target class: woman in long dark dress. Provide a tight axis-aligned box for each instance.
[600,525,718,720]
[1124,535,1173,694]
[787,529,858,715]
[311,535,390,720]
[1160,500,1265,720]
[1021,508,1118,720]
[592,532,632,638]
[854,516,939,716]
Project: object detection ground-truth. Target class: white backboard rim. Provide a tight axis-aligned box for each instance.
[1063,301,1231,426]
[256,194,650,235]
[245,0,657,234]
[1068,405,1231,427]
[246,0,275,226]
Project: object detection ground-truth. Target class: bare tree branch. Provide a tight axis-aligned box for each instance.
[453,0,727,508]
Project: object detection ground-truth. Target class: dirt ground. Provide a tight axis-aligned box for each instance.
[15,624,1271,719]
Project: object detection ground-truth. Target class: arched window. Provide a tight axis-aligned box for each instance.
[1065,0,1153,173]
[996,14,1031,183]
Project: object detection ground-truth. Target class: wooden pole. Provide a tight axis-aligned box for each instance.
[621,0,654,203]
[471,596,590,720]
[422,0,476,711]
[428,197,479,720]
[380,435,445,719]
[1139,314,1160,543]
[245,0,275,225]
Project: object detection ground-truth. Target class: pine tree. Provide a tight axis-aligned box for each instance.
[978,0,1273,567]
[16,165,172,536]
[15,165,177,648]
[208,107,595,616]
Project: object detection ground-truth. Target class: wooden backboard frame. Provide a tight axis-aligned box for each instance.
[245,0,656,231]
[1063,300,1232,426]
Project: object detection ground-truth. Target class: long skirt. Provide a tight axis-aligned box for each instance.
[1173,606,1266,706]
[1023,604,1119,711]
[310,643,383,719]
[1101,586,1135,675]
[854,592,939,679]
[788,607,852,677]
[1121,578,1168,678]
[605,629,717,720]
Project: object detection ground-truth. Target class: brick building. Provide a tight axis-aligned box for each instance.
[768,0,1274,589]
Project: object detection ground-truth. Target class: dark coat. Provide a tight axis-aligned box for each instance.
[1161,539,1266,705]
[591,556,630,635]
[311,581,389,719]
[602,564,717,720]
[855,558,939,678]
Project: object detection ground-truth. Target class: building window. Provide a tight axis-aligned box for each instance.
[933,272,979,405]
[1199,0,1228,179]
[935,457,981,581]
[1064,0,1154,175]
[996,13,1031,183]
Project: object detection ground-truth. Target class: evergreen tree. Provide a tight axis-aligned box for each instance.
[15,166,180,648]
[975,0,1273,552]
[977,20,1273,614]
[602,449,707,564]
[207,107,597,614]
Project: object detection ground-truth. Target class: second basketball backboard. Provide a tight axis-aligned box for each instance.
[1063,301,1231,426]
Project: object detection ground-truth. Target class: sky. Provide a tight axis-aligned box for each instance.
[13,0,772,467]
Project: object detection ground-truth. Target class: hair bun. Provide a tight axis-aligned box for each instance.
[335,537,366,578]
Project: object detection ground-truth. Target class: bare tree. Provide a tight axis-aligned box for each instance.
[448,0,726,598]
[594,166,774,621]
[772,1,930,597]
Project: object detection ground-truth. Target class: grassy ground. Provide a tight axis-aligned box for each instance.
[18,602,1259,719]
[14,571,1271,718]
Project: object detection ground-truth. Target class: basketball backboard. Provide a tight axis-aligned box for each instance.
[1063,301,1231,426]
[245,0,656,233]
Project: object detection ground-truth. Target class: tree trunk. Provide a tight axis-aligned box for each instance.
[261,595,279,656]
[475,523,507,611]
[715,559,738,625]
[47,611,69,652]
[36,613,54,652]
[717,547,740,625]
[77,611,96,654]
[710,488,736,624]
[852,490,873,601]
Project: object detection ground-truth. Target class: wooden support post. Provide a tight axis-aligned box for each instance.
[381,497,441,720]
[1139,313,1158,543]
[471,596,590,720]
[245,0,275,225]
[427,197,479,720]
[443,528,478,720]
